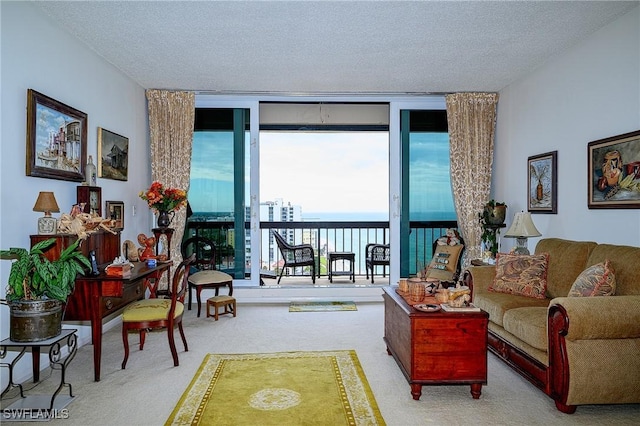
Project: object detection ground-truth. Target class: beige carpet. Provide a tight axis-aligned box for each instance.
[166,350,384,425]
[2,301,639,425]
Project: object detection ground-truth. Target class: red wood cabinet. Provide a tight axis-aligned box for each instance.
[30,231,120,265]
[382,287,489,400]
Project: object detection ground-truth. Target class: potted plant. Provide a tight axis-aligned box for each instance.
[478,200,507,258]
[482,199,507,225]
[1,238,90,342]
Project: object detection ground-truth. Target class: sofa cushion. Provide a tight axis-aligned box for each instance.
[587,243,640,296]
[502,307,549,352]
[425,244,463,282]
[473,292,549,327]
[489,253,549,299]
[568,260,616,297]
[534,238,597,298]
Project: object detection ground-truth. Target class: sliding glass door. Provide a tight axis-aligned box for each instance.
[190,99,259,281]
[393,101,454,279]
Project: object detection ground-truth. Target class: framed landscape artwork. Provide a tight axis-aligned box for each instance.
[106,200,124,230]
[528,151,557,214]
[97,127,129,181]
[588,130,640,209]
[26,89,87,181]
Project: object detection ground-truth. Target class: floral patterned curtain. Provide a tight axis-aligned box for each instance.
[446,93,499,268]
[146,90,195,286]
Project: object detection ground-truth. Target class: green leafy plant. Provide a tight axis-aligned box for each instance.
[484,199,506,209]
[1,238,91,302]
[478,200,507,256]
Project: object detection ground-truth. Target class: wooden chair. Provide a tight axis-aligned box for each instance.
[365,243,390,283]
[121,254,195,369]
[180,236,233,317]
[273,230,316,284]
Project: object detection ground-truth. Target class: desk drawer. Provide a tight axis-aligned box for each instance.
[102,281,144,313]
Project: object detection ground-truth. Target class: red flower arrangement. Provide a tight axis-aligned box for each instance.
[139,181,187,212]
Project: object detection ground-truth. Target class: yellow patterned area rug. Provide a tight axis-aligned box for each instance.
[289,301,357,312]
[165,350,385,426]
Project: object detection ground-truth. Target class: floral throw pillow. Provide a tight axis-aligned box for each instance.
[489,253,549,299]
[568,260,616,297]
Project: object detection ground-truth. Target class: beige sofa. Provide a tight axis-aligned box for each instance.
[464,238,640,413]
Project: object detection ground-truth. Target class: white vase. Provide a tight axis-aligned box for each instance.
[85,155,97,185]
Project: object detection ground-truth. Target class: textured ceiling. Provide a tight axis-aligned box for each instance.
[34,1,638,94]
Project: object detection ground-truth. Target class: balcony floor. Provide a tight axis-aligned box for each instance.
[260,274,391,287]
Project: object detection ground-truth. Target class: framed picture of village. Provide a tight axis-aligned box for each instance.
[97,127,129,181]
[26,89,87,181]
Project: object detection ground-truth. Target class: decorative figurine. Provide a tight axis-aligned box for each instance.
[137,233,156,261]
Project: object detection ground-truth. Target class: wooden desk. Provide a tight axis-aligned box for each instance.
[63,262,171,381]
[382,286,488,400]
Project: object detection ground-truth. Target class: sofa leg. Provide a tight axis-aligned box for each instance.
[554,400,576,414]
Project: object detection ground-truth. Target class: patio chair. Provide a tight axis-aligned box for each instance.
[273,230,316,284]
[365,243,390,284]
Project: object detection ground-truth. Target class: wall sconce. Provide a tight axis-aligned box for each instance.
[504,211,541,255]
[33,191,60,235]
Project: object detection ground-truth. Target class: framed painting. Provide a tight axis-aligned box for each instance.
[106,200,124,230]
[528,151,557,214]
[26,89,87,181]
[97,127,129,181]
[588,130,640,209]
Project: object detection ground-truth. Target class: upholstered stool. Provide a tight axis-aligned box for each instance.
[206,295,236,321]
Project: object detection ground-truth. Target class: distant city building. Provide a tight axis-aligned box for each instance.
[259,198,304,269]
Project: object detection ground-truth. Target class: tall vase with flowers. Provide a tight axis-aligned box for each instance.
[139,181,188,228]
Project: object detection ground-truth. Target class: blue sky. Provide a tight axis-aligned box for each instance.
[189,131,455,220]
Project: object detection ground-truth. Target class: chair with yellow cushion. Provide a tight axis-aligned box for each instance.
[121,254,195,369]
[180,236,234,317]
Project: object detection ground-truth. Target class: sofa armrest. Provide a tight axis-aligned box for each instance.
[463,265,496,296]
[549,295,640,340]
[548,294,640,412]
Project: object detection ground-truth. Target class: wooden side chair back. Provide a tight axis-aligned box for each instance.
[272,230,316,284]
[121,254,195,369]
[180,236,233,317]
[365,243,390,283]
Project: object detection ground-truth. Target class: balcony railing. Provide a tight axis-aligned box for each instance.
[185,220,458,281]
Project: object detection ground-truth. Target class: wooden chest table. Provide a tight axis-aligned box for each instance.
[382,286,488,400]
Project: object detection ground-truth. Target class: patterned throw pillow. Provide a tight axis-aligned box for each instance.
[568,260,616,297]
[425,244,464,282]
[489,253,549,299]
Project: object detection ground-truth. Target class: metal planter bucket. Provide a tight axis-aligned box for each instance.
[483,205,506,225]
[9,299,63,342]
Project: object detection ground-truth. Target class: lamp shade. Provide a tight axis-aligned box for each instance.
[504,212,541,238]
[33,192,60,214]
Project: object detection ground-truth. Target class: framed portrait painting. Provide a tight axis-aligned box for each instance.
[26,89,87,181]
[528,151,557,214]
[97,127,129,181]
[106,200,124,230]
[588,130,640,209]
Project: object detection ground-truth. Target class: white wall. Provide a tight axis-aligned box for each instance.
[1,2,151,383]
[494,6,640,251]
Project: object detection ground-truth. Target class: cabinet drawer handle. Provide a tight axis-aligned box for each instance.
[105,300,113,310]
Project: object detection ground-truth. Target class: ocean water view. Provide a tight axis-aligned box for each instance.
[188,210,456,276]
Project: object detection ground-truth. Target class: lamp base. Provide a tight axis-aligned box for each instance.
[38,216,57,235]
[512,237,530,255]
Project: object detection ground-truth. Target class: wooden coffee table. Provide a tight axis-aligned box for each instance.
[382,286,488,400]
